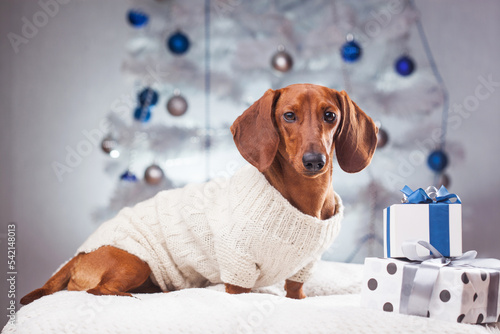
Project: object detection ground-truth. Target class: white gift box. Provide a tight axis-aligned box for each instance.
[383,203,462,258]
[361,257,500,324]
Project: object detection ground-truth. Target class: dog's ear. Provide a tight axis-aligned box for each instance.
[334,90,378,173]
[231,89,280,172]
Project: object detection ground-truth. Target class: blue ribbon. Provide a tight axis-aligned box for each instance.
[394,185,460,257]
[401,185,461,204]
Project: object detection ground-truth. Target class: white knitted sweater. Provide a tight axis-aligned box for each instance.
[77,165,343,291]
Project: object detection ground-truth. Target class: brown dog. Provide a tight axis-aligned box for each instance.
[21,83,377,305]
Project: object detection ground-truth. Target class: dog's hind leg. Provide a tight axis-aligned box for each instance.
[77,246,153,297]
[22,246,156,303]
[20,254,82,305]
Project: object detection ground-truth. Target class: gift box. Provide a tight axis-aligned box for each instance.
[384,185,462,258]
[361,244,500,324]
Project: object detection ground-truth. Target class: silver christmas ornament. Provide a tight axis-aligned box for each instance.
[377,128,389,148]
[167,90,188,117]
[144,164,164,185]
[101,136,120,158]
[271,45,293,72]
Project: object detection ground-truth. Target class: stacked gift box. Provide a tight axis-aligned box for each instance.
[361,186,500,324]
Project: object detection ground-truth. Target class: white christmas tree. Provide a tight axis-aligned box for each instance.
[94,0,460,263]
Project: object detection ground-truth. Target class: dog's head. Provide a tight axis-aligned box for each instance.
[231,83,378,176]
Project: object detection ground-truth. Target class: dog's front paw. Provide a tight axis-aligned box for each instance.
[225,283,252,295]
[284,280,306,299]
[285,289,306,299]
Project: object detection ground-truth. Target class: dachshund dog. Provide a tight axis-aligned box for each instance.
[21,83,377,305]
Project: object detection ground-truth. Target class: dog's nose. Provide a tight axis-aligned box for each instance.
[302,153,326,173]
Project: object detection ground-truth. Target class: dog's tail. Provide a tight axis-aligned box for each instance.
[20,254,81,305]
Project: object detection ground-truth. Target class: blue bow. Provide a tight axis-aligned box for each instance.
[400,185,461,204]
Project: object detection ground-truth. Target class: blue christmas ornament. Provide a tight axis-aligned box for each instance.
[167,31,190,55]
[127,10,149,28]
[427,150,448,172]
[138,88,159,107]
[120,170,138,182]
[340,40,362,63]
[133,105,152,123]
[395,55,415,76]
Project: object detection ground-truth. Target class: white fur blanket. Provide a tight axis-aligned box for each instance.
[4,261,500,334]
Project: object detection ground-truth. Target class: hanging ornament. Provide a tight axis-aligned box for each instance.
[395,55,416,76]
[167,31,190,55]
[138,87,159,107]
[120,170,138,182]
[340,34,362,63]
[133,87,158,123]
[427,150,448,172]
[374,121,388,149]
[377,128,389,148]
[166,90,188,116]
[271,45,293,72]
[127,10,149,28]
[439,173,451,188]
[144,164,164,185]
[101,135,120,158]
[133,105,152,123]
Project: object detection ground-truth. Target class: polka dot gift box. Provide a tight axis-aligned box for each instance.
[361,256,500,324]
[384,186,462,258]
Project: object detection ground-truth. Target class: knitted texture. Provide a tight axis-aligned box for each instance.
[77,164,343,291]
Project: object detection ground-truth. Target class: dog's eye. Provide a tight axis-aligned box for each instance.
[283,112,297,123]
[324,112,337,123]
